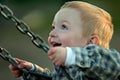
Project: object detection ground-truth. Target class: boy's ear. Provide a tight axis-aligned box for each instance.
[87,35,99,45]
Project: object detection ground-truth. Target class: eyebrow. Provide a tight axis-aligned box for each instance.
[52,19,71,27]
[61,20,70,24]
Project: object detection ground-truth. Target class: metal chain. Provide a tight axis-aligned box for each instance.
[0,3,49,52]
[0,3,73,80]
[0,47,52,80]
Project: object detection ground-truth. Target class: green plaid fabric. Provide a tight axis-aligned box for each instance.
[52,44,120,80]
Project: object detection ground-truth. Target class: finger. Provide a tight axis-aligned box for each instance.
[18,61,32,70]
[12,70,22,78]
[48,54,55,60]
[14,58,28,68]
[9,65,22,78]
[48,48,57,61]
[48,48,56,56]
[52,56,59,64]
[9,64,18,70]
[15,58,25,63]
[55,60,63,67]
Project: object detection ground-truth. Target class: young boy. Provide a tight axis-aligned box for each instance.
[9,1,120,80]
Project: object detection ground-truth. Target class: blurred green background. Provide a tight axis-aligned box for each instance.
[0,0,120,80]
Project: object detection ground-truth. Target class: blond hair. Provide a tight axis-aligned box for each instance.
[61,1,113,48]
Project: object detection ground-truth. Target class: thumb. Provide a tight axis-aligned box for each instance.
[14,58,27,69]
[15,58,24,64]
[48,47,56,56]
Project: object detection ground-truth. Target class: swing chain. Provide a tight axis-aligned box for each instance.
[0,3,73,80]
[0,3,49,52]
[0,47,52,80]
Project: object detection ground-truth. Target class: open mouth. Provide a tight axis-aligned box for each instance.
[51,42,62,47]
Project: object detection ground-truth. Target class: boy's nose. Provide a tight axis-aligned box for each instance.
[49,30,57,37]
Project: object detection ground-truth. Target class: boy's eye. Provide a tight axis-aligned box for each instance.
[51,26,55,30]
[61,25,68,30]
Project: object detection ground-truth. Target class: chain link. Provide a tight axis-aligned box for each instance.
[0,3,73,80]
[0,3,49,52]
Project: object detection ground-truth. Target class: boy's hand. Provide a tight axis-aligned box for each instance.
[48,47,67,66]
[9,58,32,78]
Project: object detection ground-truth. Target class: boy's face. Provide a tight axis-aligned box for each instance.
[48,8,88,47]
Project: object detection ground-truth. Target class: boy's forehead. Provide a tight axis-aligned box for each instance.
[53,8,83,31]
[54,8,81,22]
[56,8,78,16]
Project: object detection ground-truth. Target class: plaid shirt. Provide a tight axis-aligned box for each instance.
[51,44,120,80]
[30,44,120,80]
